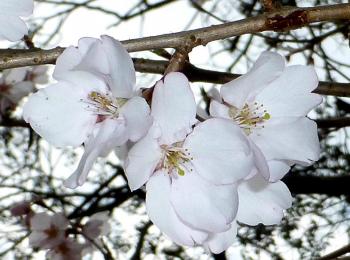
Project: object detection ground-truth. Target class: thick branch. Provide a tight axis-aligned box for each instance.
[0,3,349,70]
[283,174,350,196]
[133,59,350,97]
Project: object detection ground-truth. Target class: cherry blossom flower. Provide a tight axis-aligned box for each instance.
[0,0,33,41]
[29,213,68,249]
[23,36,152,188]
[126,72,260,248]
[46,238,83,260]
[210,51,322,181]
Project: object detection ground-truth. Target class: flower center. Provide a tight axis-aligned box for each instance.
[159,144,193,176]
[229,102,270,135]
[84,91,127,119]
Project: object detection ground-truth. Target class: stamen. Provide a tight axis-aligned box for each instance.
[83,91,122,118]
[229,102,271,135]
[159,144,193,176]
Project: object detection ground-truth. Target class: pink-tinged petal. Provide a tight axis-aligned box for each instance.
[30,213,51,230]
[209,100,230,119]
[119,96,152,142]
[125,133,162,191]
[184,118,254,185]
[146,171,208,246]
[268,160,291,182]
[255,65,322,117]
[4,67,27,84]
[51,214,69,229]
[221,52,285,108]
[64,119,127,189]
[7,81,34,103]
[251,117,320,164]
[0,0,33,16]
[23,81,96,148]
[28,231,46,248]
[151,72,197,145]
[237,175,292,225]
[101,35,136,98]
[0,15,28,41]
[171,171,238,233]
[204,223,238,254]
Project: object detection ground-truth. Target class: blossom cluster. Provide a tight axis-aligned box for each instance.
[23,35,321,254]
[11,201,110,259]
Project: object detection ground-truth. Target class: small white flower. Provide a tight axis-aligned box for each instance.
[29,213,68,249]
[0,0,33,41]
[23,36,152,189]
[126,72,259,248]
[210,51,322,181]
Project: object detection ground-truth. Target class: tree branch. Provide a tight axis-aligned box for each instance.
[0,3,349,70]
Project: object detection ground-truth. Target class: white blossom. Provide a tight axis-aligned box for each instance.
[210,51,322,181]
[23,36,152,188]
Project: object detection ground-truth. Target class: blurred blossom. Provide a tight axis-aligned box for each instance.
[46,238,83,260]
[29,213,68,249]
[0,66,48,117]
[82,212,110,240]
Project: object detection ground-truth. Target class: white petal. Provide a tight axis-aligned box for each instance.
[64,119,127,189]
[220,52,285,108]
[268,160,291,182]
[252,117,320,164]
[204,223,238,254]
[54,47,84,79]
[54,38,100,79]
[209,100,230,119]
[146,171,208,246]
[23,81,96,148]
[125,133,162,191]
[119,96,152,142]
[151,72,197,145]
[74,40,110,76]
[0,15,28,41]
[0,0,33,16]
[250,140,270,180]
[101,35,136,98]
[171,171,238,233]
[237,175,292,225]
[255,65,322,117]
[184,118,254,185]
